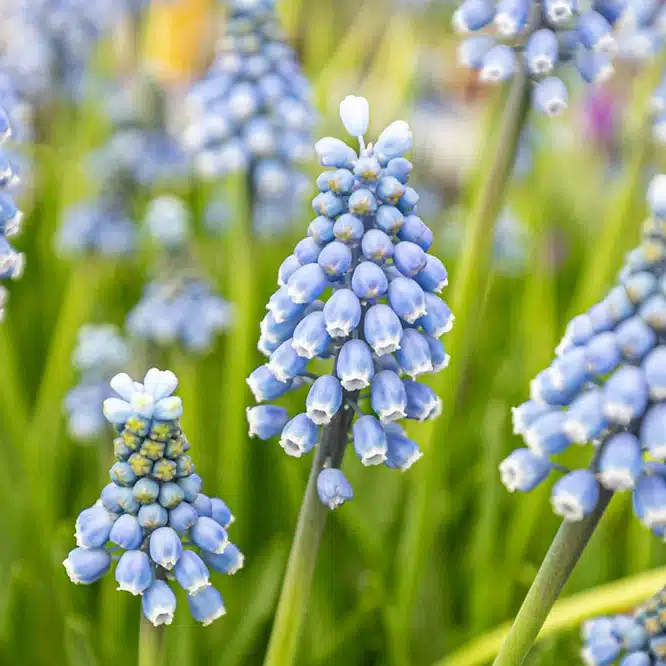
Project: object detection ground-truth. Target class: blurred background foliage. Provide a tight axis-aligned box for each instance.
[1,0,666,665]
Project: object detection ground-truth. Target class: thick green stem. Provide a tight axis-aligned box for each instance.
[138,617,163,666]
[389,66,532,662]
[263,404,354,666]
[492,488,612,666]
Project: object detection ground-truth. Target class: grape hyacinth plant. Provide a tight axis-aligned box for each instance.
[56,76,188,258]
[247,95,453,509]
[64,324,130,441]
[0,104,25,320]
[581,587,666,665]
[63,369,243,631]
[126,195,233,353]
[0,0,128,101]
[255,95,452,666]
[454,0,638,116]
[183,0,314,235]
[492,176,666,666]
[500,175,666,537]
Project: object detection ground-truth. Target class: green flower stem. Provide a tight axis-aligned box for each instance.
[263,403,354,666]
[138,617,164,666]
[491,487,612,666]
[389,65,532,661]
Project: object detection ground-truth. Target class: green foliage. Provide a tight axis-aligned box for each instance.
[1,4,665,666]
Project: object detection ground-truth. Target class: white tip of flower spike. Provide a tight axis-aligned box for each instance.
[339,95,370,138]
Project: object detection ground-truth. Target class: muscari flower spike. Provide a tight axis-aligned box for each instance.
[246,96,453,509]
[56,77,188,259]
[500,174,666,537]
[63,369,243,627]
[125,195,234,353]
[0,0,139,101]
[64,325,130,441]
[0,105,25,320]
[453,0,666,117]
[183,0,314,234]
[580,585,666,665]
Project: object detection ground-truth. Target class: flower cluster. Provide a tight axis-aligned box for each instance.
[246,96,453,509]
[0,0,134,101]
[57,78,188,258]
[0,105,25,320]
[63,369,243,627]
[127,277,233,353]
[56,199,137,257]
[454,0,645,116]
[126,195,233,353]
[580,587,666,665]
[183,0,314,234]
[500,175,666,537]
[64,325,130,441]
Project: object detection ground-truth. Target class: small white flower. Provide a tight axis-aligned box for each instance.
[339,95,370,137]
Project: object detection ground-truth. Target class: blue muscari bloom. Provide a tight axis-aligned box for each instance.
[64,369,242,626]
[494,0,529,37]
[0,0,133,102]
[279,413,318,457]
[142,580,177,627]
[551,469,600,521]
[452,0,659,115]
[453,0,495,33]
[533,77,568,117]
[525,29,560,76]
[65,325,129,442]
[246,405,289,439]
[115,550,153,595]
[145,196,191,249]
[202,543,245,575]
[127,278,233,353]
[502,175,666,533]
[187,584,226,626]
[183,0,314,234]
[56,198,137,258]
[316,468,354,509]
[0,105,25,320]
[246,98,452,508]
[384,423,423,471]
[479,45,517,83]
[306,375,343,425]
[578,588,666,665]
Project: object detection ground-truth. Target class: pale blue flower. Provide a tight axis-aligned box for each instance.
[64,369,242,626]
[246,98,452,508]
[500,175,666,535]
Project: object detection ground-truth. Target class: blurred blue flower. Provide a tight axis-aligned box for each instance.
[246,97,453,509]
[0,0,145,102]
[127,277,233,353]
[500,175,666,536]
[65,324,130,442]
[0,105,25,320]
[57,197,137,257]
[183,0,314,233]
[57,76,189,258]
[454,0,665,116]
[579,587,666,665]
[63,368,242,627]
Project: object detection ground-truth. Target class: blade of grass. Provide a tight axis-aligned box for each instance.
[436,562,666,666]
[388,66,532,663]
